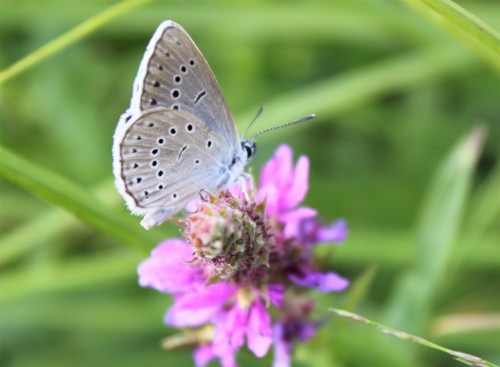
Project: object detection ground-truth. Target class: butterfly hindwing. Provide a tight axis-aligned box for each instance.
[114,108,232,221]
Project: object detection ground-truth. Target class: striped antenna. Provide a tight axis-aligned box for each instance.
[249,114,315,141]
[242,106,264,140]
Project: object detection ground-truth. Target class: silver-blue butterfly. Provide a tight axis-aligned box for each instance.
[113,21,255,229]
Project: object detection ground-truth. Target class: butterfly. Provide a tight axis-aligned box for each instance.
[112,21,256,229]
[113,21,314,229]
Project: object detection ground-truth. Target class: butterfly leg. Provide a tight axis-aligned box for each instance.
[237,173,255,201]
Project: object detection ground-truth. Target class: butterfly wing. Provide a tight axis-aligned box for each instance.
[121,20,239,145]
[113,107,234,229]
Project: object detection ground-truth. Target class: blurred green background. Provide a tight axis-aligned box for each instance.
[1,0,499,366]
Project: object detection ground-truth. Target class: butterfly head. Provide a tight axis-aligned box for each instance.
[241,140,256,162]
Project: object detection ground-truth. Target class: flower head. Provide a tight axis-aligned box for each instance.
[138,145,348,367]
[182,191,270,282]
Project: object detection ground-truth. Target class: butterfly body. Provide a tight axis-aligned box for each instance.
[113,21,254,229]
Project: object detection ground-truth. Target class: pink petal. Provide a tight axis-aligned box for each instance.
[150,238,192,260]
[259,145,293,190]
[273,145,293,190]
[268,284,285,307]
[194,345,215,367]
[258,145,311,216]
[317,219,348,243]
[247,301,273,357]
[212,305,247,361]
[297,322,316,341]
[258,185,279,216]
[289,271,349,293]
[281,207,317,239]
[272,323,291,367]
[138,239,201,293]
[279,207,317,223]
[284,156,309,209]
[165,283,236,327]
[220,351,237,367]
[210,325,239,367]
[223,305,247,350]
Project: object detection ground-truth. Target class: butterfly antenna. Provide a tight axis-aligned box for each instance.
[249,114,315,141]
[243,106,264,140]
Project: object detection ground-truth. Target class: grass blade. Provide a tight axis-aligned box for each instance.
[385,127,486,334]
[403,0,500,70]
[0,0,153,85]
[0,145,164,254]
[330,308,499,367]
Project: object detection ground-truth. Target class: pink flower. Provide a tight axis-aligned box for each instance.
[137,145,349,367]
[212,298,273,363]
[166,282,237,327]
[138,239,203,293]
[258,145,317,229]
[139,239,277,366]
[289,270,349,293]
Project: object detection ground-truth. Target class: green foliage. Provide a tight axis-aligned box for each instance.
[1,1,499,366]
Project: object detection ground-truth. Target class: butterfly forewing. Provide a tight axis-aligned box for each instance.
[131,21,238,144]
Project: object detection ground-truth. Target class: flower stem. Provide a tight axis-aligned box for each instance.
[330,308,499,367]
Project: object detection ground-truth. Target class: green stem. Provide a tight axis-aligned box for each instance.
[0,0,153,85]
[330,308,499,367]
